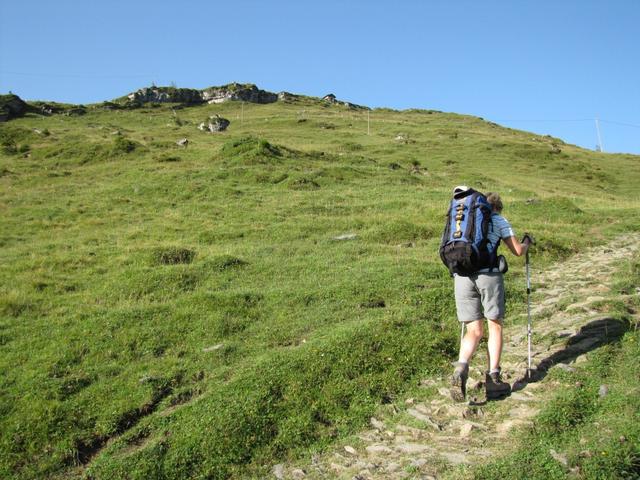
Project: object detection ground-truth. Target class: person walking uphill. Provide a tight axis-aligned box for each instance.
[439,186,533,401]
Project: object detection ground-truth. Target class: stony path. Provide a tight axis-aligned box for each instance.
[273,235,640,480]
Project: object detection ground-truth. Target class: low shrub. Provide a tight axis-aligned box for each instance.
[288,177,320,190]
[112,136,139,155]
[151,247,196,265]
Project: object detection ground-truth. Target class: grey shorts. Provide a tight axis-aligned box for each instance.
[454,272,505,322]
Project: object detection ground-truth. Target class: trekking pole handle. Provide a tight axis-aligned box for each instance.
[522,233,536,245]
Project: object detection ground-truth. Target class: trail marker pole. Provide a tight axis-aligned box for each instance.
[595,117,604,152]
[367,110,370,136]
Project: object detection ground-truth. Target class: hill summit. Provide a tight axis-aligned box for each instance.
[0,83,369,123]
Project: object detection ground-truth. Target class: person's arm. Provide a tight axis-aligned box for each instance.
[503,235,531,257]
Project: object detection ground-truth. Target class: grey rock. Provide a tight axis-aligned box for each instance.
[555,363,576,373]
[419,378,437,388]
[598,385,609,397]
[124,83,279,106]
[459,422,475,438]
[549,448,569,467]
[386,462,401,472]
[406,408,441,430]
[278,91,298,102]
[322,93,369,110]
[395,442,430,454]
[202,83,277,104]
[203,344,224,352]
[333,233,358,241]
[199,115,230,133]
[365,444,393,454]
[176,138,189,147]
[272,464,285,479]
[439,451,469,465]
[410,458,428,468]
[128,87,203,104]
[344,445,357,455]
[370,417,385,430]
[291,468,306,479]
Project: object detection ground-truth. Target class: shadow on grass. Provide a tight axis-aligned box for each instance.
[512,317,630,391]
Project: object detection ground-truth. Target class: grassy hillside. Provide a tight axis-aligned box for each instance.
[1,92,639,479]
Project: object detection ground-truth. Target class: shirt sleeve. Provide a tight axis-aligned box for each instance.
[496,215,515,239]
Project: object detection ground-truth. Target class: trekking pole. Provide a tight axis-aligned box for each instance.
[460,322,465,349]
[526,248,533,379]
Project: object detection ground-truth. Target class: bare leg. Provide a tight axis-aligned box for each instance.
[458,319,484,363]
[487,318,503,371]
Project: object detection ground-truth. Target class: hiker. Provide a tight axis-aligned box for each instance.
[441,186,533,400]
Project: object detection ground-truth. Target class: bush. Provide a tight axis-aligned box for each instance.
[112,136,139,155]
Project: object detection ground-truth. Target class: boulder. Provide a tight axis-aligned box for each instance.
[198,115,230,133]
[277,91,298,102]
[322,93,368,110]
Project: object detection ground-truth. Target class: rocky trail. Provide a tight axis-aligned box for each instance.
[274,235,640,480]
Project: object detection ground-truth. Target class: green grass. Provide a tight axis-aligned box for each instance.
[1,93,639,479]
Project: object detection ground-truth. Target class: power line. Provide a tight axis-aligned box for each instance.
[600,119,640,129]
[491,118,593,123]
[0,70,153,79]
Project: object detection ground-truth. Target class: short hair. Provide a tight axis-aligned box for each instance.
[486,192,503,212]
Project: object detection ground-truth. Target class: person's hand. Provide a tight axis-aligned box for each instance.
[522,233,536,245]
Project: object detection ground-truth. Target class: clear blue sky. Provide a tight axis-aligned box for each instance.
[2,0,639,154]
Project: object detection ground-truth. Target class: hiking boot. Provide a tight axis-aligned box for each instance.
[485,369,511,400]
[450,362,469,402]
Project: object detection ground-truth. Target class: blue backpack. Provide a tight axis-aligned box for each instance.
[439,189,498,276]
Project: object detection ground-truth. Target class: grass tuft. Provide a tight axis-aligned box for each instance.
[151,247,196,265]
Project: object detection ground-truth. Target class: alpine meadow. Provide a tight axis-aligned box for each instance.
[1,85,639,480]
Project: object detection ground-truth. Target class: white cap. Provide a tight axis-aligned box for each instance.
[453,185,470,195]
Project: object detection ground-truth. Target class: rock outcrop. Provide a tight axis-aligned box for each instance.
[0,94,30,122]
[120,83,368,110]
[201,83,277,104]
[127,87,204,105]
[124,83,278,106]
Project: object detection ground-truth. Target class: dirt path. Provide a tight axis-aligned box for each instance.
[274,235,640,480]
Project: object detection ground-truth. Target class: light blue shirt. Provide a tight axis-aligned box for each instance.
[488,213,515,252]
[476,213,515,273]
